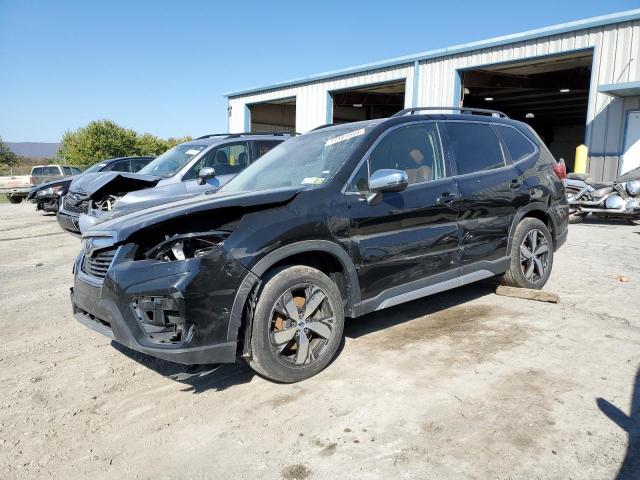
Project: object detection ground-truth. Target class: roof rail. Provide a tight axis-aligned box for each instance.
[391,106,508,119]
[195,132,298,140]
[310,123,336,131]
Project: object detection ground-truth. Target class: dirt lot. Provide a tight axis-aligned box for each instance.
[1,203,639,480]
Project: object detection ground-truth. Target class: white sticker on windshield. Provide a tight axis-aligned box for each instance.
[325,128,365,146]
[301,177,326,185]
[185,149,201,155]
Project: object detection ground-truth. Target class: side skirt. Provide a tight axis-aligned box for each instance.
[358,257,509,315]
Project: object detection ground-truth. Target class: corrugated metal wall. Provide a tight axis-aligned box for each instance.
[228,19,640,180]
[228,64,415,133]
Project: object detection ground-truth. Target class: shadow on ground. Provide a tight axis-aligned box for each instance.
[597,366,640,479]
[112,280,496,393]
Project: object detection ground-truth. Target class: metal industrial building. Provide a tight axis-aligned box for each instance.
[225,9,640,181]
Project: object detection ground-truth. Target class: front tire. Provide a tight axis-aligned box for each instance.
[8,195,22,204]
[247,265,345,383]
[501,218,554,289]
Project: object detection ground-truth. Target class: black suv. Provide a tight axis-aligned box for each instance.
[71,108,569,382]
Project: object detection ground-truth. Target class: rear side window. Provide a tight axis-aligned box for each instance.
[445,122,505,175]
[131,158,151,172]
[45,166,60,175]
[495,125,536,162]
[109,160,132,172]
[63,166,72,175]
[32,167,43,175]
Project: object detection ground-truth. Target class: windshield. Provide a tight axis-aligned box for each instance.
[138,143,207,178]
[220,125,370,194]
[82,162,108,174]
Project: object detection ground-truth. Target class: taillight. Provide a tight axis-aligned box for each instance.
[552,162,567,180]
[29,176,35,185]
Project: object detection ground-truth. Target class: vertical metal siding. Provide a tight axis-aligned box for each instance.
[228,19,639,179]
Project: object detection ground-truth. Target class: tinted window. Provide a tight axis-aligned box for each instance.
[445,122,505,175]
[184,142,249,180]
[254,140,282,159]
[495,125,536,162]
[368,123,445,185]
[131,158,151,172]
[32,167,43,175]
[63,166,72,175]
[109,160,132,172]
[44,166,60,175]
[71,167,82,175]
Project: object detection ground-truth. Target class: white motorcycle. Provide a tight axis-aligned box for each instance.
[565,167,640,224]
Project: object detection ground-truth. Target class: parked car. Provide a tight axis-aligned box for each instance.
[0,174,31,204]
[58,133,289,235]
[71,108,569,382]
[29,157,153,213]
[31,165,81,185]
[0,165,80,204]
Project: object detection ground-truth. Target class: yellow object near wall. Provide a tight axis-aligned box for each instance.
[574,144,588,174]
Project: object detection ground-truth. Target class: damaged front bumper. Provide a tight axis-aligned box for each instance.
[71,241,256,365]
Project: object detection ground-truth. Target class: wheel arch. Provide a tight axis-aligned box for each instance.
[507,203,556,252]
[226,240,361,357]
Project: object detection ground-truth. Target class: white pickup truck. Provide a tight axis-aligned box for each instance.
[0,174,31,203]
[0,165,82,203]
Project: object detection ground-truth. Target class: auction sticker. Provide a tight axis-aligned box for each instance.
[325,128,365,146]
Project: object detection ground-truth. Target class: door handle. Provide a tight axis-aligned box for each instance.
[510,179,523,189]
[437,192,460,205]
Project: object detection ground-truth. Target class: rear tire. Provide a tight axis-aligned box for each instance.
[501,218,554,289]
[8,196,22,204]
[247,265,344,383]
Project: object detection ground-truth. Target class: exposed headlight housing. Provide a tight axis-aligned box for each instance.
[626,180,640,196]
[37,185,64,197]
[145,231,229,262]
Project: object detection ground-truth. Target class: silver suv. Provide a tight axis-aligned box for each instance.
[58,133,293,235]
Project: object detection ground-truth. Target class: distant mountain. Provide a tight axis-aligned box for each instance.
[6,142,60,158]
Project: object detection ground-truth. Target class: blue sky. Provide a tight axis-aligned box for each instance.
[1,0,638,142]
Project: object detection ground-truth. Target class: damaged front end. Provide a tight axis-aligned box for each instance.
[58,172,161,235]
[70,186,301,364]
[72,227,253,364]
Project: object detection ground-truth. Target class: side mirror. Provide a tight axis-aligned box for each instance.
[198,167,215,185]
[367,168,408,204]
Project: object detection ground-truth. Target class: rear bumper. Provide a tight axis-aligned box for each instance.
[71,245,254,365]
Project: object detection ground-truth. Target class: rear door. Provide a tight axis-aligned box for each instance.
[345,121,460,306]
[441,121,526,270]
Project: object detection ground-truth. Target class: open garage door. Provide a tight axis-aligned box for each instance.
[461,51,593,171]
[332,80,406,124]
[249,97,296,133]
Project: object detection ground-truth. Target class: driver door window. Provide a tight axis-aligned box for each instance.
[183,142,249,181]
[347,122,445,192]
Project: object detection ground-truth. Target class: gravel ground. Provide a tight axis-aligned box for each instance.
[1,203,639,480]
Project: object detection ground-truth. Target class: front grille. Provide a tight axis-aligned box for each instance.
[63,195,89,215]
[81,248,117,279]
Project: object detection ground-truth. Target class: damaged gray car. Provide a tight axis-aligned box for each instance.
[57,133,291,235]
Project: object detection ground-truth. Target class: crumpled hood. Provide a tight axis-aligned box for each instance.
[69,171,161,198]
[86,186,303,243]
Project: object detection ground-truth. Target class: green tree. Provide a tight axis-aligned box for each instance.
[134,134,192,156]
[58,120,192,165]
[0,136,18,167]
[58,120,138,166]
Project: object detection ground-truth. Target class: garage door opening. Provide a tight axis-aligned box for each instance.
[461,51,593,171]
[332,80,406,124]
[249,98,296,133]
